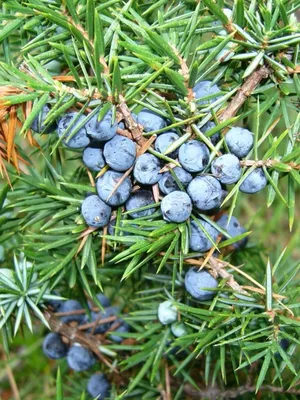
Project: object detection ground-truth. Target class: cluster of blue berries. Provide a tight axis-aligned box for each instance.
[31,81,267,251]
[42,294,128,399]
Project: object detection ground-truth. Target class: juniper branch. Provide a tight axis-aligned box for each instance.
[44,311,116,370]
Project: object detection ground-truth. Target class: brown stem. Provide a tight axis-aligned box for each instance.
[1,351,21,400]
[54,306,103,316]
[219,66,270,123]
[118,95,147,146]
[182,383,300,399]
[116,127,134,139]
[44,311,116,370]
[240,159,300,170]
[78,315,117,331]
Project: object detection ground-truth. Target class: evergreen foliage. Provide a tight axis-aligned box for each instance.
[0,0,299,398]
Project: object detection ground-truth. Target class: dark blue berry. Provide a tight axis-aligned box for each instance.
[133,153,161,185]
[217,214,247,249]
[225,127,254,158]
[86,110,117,142]
[158,167,192,195]
[178,140,210,172]
[185,267,218,300]
[57,112,90,149]
[187,175,224,210]
[57,300,85,324]
[104,135,136,171]
[125,190,155,219]
[96,171,132,206]
[280,338,289,351]
[155,132,180,158]
[83,147,105,172]
[211,154,242,184]
[161,191,192,223]
[136,108,167,132]
[42,333,68,359]
[189,218,219,252]
[87,373,111,400]
[193,80,221,105]
[67,344,95,371]
[81,195,111,228]
[240,168,267,194]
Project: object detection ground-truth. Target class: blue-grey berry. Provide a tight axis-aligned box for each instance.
[161,191,192,223]
[104,135,136,171]
[211,154,242,184]
[133,153,161,185]
[81,195,111,228]
[185,268,218,300]
[57,300,85,324]
[193,80,221,105]
[189,218,219,252]
[125,190,155,219]
[109,319,130,343]
[67,344,95,371]
[96,171,132,206]
[225,127,254,158]
[136,108,167,132]
[158,300,177,325]
[187,176,223,210]
[31,104,57,134]
[86,111,117,142]
[217,214,247,249]
[87,373,111,400]
[240,168,267,194]
[178,140,210,172]
[159,167,193,195]
[42,333,68,359]
[83,147,105,172]
[171,322,187,338]
[200,121,220,145]
[57,112,90,149]
[155,132,180,158]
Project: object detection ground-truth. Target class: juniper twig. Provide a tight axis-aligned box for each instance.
[219,66,270,123]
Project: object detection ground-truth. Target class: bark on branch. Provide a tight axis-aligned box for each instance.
[44,311,116,370]
[182,383,300,399]
[219,66,270,123]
